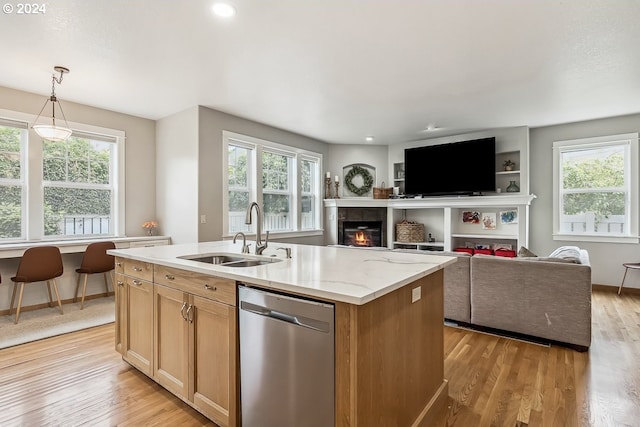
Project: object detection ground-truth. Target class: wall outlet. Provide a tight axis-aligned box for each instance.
[412,286,421,303]
[200,214,207,224]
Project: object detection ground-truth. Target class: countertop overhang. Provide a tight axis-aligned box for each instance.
[109,241,456,305]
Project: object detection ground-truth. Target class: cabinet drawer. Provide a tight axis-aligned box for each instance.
[122,259,154,282]
[155,265,236,306]
[115,257,124,274]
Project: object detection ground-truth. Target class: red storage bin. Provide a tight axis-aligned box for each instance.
[494,249,517,257]
[474,248,494,255]
[454,247,474,255]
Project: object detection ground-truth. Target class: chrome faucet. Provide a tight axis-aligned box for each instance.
[233,232,251,254]
[245,202,269,255]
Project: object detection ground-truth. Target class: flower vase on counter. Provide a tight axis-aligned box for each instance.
[506,181,520,193]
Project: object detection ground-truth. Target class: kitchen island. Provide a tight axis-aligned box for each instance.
[109,241,456,427]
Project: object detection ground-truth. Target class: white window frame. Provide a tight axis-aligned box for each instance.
[0,109,126,242]
[222,130,323,238]
[552,132,639,243]
[0,118,28,241]
[261,147,295,232]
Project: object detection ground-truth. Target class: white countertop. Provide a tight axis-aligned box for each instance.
[109,241,456,305]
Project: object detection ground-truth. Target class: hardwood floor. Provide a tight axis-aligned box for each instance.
[0,290,638,427]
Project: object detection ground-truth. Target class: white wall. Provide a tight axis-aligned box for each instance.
[156,107,199,244]
[326,144,389,195]
[0,85,156,310]
[530,113,640,288]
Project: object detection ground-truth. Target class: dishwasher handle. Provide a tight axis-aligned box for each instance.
[240,301,330,333]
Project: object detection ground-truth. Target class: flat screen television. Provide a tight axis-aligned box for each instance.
[404,137,496,196]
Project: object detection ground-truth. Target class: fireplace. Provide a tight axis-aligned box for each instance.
[338,207,387,247]
[343,221,383,247]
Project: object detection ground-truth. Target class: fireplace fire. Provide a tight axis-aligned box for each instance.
[342,221,382,247]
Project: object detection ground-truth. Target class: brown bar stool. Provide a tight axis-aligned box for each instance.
[74,241,116,309]
[619,262,640,295]
[10,246,64,324]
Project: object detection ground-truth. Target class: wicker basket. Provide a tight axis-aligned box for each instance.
[396,223,425,243]
[373,187,393,199]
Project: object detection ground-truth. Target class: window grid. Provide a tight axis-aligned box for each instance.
[0,123,27,240]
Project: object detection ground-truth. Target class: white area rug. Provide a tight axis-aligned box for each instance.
[0,296,115,349]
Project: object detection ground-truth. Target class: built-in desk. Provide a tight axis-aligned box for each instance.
[0,236,170,314]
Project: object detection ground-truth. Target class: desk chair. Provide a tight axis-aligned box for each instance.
[10,246,64,324]
[74,241,116,309]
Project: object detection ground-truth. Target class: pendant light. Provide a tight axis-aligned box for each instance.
[32,66,72,142]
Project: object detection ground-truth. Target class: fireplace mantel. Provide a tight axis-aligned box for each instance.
[324,194,536,209]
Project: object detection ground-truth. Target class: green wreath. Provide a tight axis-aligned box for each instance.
[344,165,373,196]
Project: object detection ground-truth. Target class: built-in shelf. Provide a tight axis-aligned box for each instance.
[450,233,516,240]
[392,241,445,251]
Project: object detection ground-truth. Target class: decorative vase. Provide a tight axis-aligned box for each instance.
[506,180,520,193]
[147,228,154,236]
[504,165,513,171]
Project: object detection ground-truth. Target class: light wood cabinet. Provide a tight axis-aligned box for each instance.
[154,284,189,397]
[150,266,238,427]
[123,274,154,376]
[114,256,155,376]
[114,272,126,355]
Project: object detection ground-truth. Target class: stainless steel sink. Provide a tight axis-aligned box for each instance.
[223,259,273,267]
[186,255,245,264]
[179,252,282,268]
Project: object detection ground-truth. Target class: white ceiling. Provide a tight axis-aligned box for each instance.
[1,0,640,145]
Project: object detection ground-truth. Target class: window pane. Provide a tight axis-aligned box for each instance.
[0,185,22,238]
[263,194,291,231]
[229,190,250,233]
[0,126,21,179]
[301,160,312,193]
[561,192,626,234]
[44,187,111,236]
[43,137,112,184]
[263,151,289,191]
[228,145,249,188]
[562,146,624,189]
[301,195,314,229]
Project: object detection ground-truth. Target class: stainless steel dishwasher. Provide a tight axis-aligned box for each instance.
[238,285,335,427]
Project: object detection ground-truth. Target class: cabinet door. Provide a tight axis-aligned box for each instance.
[154,284,189,398]
[114,273,127,355]
[189,295,237,427]
[123,276,154,376]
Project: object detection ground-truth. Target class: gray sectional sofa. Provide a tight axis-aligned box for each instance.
[393,248,592,351]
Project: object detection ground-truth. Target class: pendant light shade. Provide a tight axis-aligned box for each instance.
[33,66,73,142]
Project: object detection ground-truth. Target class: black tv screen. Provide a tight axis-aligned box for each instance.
[404,137,496,196]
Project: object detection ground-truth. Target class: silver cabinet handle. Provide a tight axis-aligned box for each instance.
[186,304,194,323]
[180,302,188,321]
[132,266,142,272]
[116,262,122,267]
[117,281,124,287]
[204,284,217,291]
[165,274,175,280]
[132,280,142,286]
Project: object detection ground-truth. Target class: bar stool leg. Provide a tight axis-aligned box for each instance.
[50,279,63,314]
[14,282,25,324]
[9,282,17,316]
[80,274,89,309]
[74,274,82,303]
[619,267,629,295]
[103,272,110,294]
[46,281,54,307]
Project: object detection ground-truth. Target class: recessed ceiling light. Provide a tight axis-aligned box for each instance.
[365,136,374,142]
[212,2,236,17]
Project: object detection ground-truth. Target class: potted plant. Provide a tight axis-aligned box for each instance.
[503,160,516,171]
